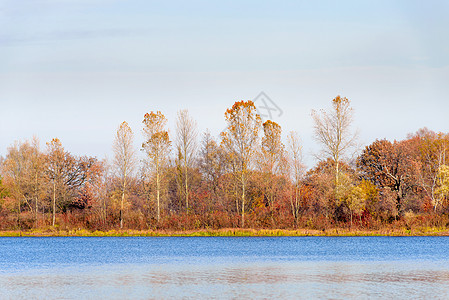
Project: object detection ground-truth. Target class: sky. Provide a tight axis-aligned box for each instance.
[1,0,448,167]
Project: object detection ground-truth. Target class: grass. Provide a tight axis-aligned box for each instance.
[1,227,449,237]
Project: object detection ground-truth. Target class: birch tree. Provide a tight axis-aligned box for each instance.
[175,109,198,212]
[142,111,171,222]
[412,129,448,212]
[311,96,358,187]
[287,131,305,223]
[221,101,261,227]
[46,138,66,227]
[113,121,136,228]
[28,138,47,227]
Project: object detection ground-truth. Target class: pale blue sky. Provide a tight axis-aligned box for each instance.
[1,0,448,166]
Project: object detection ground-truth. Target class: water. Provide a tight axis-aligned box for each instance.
[1,237,449,299]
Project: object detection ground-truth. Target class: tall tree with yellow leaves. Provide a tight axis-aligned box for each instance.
[261,120,285,206]
[221,101,261,227]
[142,111,171,222]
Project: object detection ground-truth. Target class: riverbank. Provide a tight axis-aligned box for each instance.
[2,227,449,237]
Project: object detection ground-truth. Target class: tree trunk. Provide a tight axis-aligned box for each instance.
[290,185,300,226]
[235,183,239,215]
[35,196,38,228]
[335,159,340,186]
[185,160,189,212]
[35,173,38,228]
[156,163,160,222]
[17,197,20,229]
[290,186,295,221]
[120,180,125,229]
[103,194,107,226]
[52,181,56,227]
[241,172,245,228]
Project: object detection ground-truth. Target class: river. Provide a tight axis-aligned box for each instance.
[1,236,449,299]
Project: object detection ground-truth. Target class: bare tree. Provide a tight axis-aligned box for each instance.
[287,131,306,224]
[113,121,137,228]
[199,130,225,196]
[29,137,47,228]
[175,109,198,212]
[311,96,358,186]
[142,111,171,222]
[46,138,67,227]
[410,128,449,212]
[221,101,261,227]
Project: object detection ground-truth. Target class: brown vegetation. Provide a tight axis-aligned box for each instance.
[1,96,449,235]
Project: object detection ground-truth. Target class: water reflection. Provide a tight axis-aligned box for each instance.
[2,261,449,299]
[2,237,449,299]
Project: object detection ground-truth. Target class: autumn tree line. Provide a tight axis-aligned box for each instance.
[1,96,449,231]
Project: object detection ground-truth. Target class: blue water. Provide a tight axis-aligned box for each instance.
[1,237,449,299]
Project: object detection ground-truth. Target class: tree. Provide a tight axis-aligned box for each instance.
[411,128,448,212]
[70,157,104,211]
[113,121,137,228]
[175,109,198,212]
[260,120,285,207]
[45,139,94,225]
[142,111,171,222]
[2,139,46,228]
[311,96,357,187]
[0,176,9,199]
[304,158,357,221]
[261,120,284,175]
[198,130,225,198]
[357,139,420,216]
[2,141,29,227]
[221,100,261,227]
[286,131,305,224]
[46,138,67,227]
[28,138,47,227]
[334,173,367,226]
[435,165,449,206]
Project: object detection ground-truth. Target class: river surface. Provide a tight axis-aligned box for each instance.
[1,236,449,299]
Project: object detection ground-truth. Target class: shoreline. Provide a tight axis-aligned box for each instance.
[1,227,449,237]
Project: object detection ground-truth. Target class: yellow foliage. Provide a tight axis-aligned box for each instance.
[436,165,449,199]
